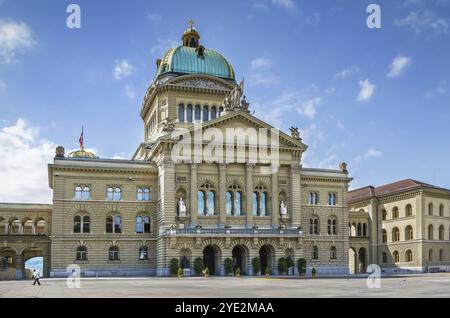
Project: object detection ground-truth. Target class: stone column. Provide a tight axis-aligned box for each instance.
[219,163,227,226]
[15,254,24,280]
[246,163,254,227]
[271,172,279,227]
[190,164,198,226]
[4,223,8,234]
[290,163,301,228]
[157,158,176,229]
[368,198,378,265]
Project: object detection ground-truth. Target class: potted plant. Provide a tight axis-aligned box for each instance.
[204,267,209,278]
[297,258,306,277]
[278,257,288,276]
[265,267,271,278]
[194,257,204,276]
[170,258,179,277]
[252,257,261,276]
[236,267,241,277]
[311,267,317,278]
[177,267,184,278]
[224,258,233,277]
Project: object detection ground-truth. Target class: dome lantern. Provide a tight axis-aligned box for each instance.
[182,19,200,48]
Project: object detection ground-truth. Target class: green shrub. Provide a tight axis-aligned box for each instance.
[278,258,288,274]
[194,257,204,276]
[170,258,179,276]
[297,258,307,276]
[177,267,184,277]
[311,267,317,277]
[252,257,261,275]
[204,267,209,276]
[224,258,233,276]
[236,267,241,276]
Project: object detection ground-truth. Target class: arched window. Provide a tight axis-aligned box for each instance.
[186,104,193,123]
[226,184,243,216]
[137,187,151,201]
[136,215,151,234]
[108,246,119,261]
[82,216,90,233]
[0,217,7,234]
[393,250,399,263]
[198,183,216,215]
[226,191,232,215]
[330,246,337,259]
[392,207,399,219]
[382,252,387,263]
[194,105,201,122]
[178,103,185,122]
[327,218,337,235]
[106,215,122,234]
[74,216,81,233]
[382,229,387,243]
[253,185,268,216]
[23,219,33,234]
[76,246,87,261]
[309,217,319,235]
[406,250,413,262]
[351,223,356,236]
[428,203,433,216]
[328,193,337,206]
[439,249,444,261]
[428,224,434,240]
[357,223,362,236]
[202,106,209,122]
[308,192,318,205]
[429,249,433,261]
[439,204,444,217]
[75,186,90,200]
[107,187,121,201]
[392,227,400,242]
[362,223,367,237]
[405,225,413,240]
[405,204,413,217]
[139,246,148,260]
[439,225,445,240]
[10,219,20,234]
[210,106,217,119]
[382,209,387,221]
[312,246,318,259]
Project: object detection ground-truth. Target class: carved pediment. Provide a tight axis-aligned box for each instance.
[173,78,230,90]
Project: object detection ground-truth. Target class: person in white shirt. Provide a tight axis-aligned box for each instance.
[32,269,41,286]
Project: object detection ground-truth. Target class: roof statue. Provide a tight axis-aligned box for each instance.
[289,126,300,140]
[222,79,250,112]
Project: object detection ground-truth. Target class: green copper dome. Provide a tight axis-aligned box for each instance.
[154,21,235,81]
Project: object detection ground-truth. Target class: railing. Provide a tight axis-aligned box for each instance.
[164,228,304,236]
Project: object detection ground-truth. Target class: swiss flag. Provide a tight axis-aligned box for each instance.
[79,126,84,149]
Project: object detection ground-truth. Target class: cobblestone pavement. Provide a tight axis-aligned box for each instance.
[1,273,450,298]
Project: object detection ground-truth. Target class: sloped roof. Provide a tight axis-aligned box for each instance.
[348,179,450,203]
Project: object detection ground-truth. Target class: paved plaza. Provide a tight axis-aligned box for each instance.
[0,273,450,298]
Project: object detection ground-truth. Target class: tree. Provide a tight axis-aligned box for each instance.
[194,257,204,276]
[224,258,233,276]
[252,257,261,276]
[170,258,179,276]
[297,258,307,276]
[278,257,288,275]
[177,267,184,277]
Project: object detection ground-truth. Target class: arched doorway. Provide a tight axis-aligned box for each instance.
[259,245,274,273]
[25,257,43,277]
[232,245,248,275]
[0,247,16,279]
[349,248,357,274]
[203,245,220,276]
[358,248,367,274]
[22,247,44,278]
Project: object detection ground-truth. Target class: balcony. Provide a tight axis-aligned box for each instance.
[164,228,304,238]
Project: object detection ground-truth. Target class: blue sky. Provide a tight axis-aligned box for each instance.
[0,0,449,203]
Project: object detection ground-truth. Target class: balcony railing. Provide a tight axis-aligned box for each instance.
[164,228,304,237]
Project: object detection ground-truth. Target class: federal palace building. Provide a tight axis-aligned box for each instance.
[1,22,450,279]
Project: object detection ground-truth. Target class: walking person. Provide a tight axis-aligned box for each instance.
[32,269,41,286]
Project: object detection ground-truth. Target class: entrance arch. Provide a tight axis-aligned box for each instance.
[358,248,367,274]
[259,245,274,273]
[22,247,44,279]
[349,247,357,274]
[232,245,248,275]
[203,245,220,276]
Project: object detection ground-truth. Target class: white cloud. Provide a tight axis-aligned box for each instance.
[0,119,54,203]
[0,79,5,92]
[356,79,375,102]
[271,0,296,10]
[250,58,271,71]
[425,81,447,97]
[296,97,321,119]
[112,152,127,160]
[334,66,358,79]
[252,0,296,11]
[113,59,135,80]
[0,20,35,63]
[336,121,345,129]
[146,13,161,23]
[305,13,321,26]
[150,38,178,56]
[387,55,412,78]
[394,10,449,34]
[124,85,136,100]
[352,148,383,164]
